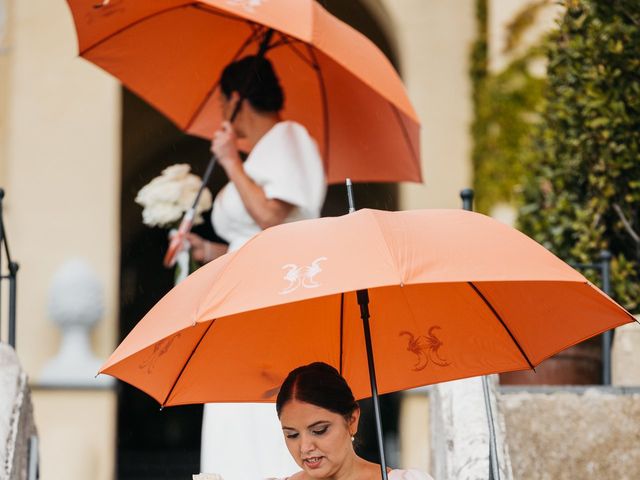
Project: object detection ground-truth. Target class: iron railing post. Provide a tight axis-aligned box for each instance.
[599,250,612,385]
[460,188,474,212]
[8,261,18,348]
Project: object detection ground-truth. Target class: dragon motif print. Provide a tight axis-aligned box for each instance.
[279,257,327,294]
[400,326,450,371]
[139,333,181,374]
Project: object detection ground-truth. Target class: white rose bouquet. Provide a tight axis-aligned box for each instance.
[135,164,213,228]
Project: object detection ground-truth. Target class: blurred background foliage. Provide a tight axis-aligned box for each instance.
[471,0,548,215]
[472,0,640,310]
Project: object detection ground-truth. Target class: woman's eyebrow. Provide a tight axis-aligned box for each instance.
[282,420,330,430]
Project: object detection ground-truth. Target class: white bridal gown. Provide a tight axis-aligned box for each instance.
[200,121,326,480]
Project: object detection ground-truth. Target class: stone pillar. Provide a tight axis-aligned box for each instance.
[0,343,37,480]
[431,376,513,480]
[612,319,640,386]
[32,258,116,479]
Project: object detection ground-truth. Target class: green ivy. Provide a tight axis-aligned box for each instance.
[518,0,640,310]
[471,1,547,214]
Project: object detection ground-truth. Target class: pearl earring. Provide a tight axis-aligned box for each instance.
[351,435,355,442]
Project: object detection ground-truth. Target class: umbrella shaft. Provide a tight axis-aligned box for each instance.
[190,155,217,211]
[357,289,389,480]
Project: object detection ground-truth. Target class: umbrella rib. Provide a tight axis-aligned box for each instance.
[279,35,316,69]
[468,282,535,370]
[161,319,216,407]
[183,26,263,131]
[79,4,248,57]
[389,101,419,166]
[306,45,331,174]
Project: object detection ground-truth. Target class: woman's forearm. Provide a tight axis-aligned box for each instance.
[226,164,293,230]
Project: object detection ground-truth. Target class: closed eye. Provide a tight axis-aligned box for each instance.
[285,432,299,439]
[312,426,329,436]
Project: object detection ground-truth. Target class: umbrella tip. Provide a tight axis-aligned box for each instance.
[345,178,355,213]
[93,0,110,8]
[159,405,164,412]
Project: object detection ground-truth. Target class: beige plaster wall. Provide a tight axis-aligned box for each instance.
[4,0,119,374]
[31,389,117,480]
[0,0,11,191]
[2,0,120,478]
[380,0,476,210]
[399,391,430,472]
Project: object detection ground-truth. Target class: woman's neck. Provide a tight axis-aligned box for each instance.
[242,111,281,150]
[323,454,372,480]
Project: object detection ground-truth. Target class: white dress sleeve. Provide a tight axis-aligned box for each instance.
[247,121,325,218]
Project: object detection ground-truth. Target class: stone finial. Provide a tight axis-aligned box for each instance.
[39,259,114,387]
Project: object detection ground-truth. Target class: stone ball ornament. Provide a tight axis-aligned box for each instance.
[40,258,113,388]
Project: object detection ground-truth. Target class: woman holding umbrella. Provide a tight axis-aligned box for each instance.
[187,55,326,259]
[272,362,433,480]
[188,56,327,478]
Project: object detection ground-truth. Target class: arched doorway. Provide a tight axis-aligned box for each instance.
[117,3,401,478]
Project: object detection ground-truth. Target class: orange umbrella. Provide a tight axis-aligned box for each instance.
[100,207,635,478]
[101,208,634,404]
[65,0,421,184]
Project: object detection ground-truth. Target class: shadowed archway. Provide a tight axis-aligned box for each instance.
[117,2,402,478]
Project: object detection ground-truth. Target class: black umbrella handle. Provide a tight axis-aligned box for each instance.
[357,289,389,480]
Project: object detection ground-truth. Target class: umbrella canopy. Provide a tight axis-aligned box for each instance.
[100,208,634,406]
[65,0,421,184]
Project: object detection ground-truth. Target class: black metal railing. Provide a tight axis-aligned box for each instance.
[459,188,614,385]
[569,251,613,385]
[0,188,19,349]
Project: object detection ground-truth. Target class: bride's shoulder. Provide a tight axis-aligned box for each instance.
[389,469,434,480]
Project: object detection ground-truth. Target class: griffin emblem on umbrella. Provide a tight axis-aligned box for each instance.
[279,257,327,294]
[400,327,450,371]
[226,0,268,13]
[139,333,181,374]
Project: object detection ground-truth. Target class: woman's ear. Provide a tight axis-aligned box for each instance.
[230,91,241,104]
[349,407,361,436]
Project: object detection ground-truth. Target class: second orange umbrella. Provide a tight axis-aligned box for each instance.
[65,0,421,184]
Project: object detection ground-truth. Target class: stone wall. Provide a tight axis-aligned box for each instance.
[502,387,640,479]
[0,343,37,480]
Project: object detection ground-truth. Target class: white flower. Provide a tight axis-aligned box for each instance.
[135,164,213,228]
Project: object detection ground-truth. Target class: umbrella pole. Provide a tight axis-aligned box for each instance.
[461,189,501,480]
[482,375,501,480]
[357,289,389,480]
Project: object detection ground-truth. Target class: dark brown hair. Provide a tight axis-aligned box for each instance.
[220,55,284,113]
[276,362,359,420]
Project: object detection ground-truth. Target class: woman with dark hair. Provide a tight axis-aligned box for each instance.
[187,55,325,256]
[271,362,433,480]
[194,56,326,479]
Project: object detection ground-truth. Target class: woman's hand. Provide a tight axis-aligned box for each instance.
[212,122,242,175]
[185,233,228,263]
